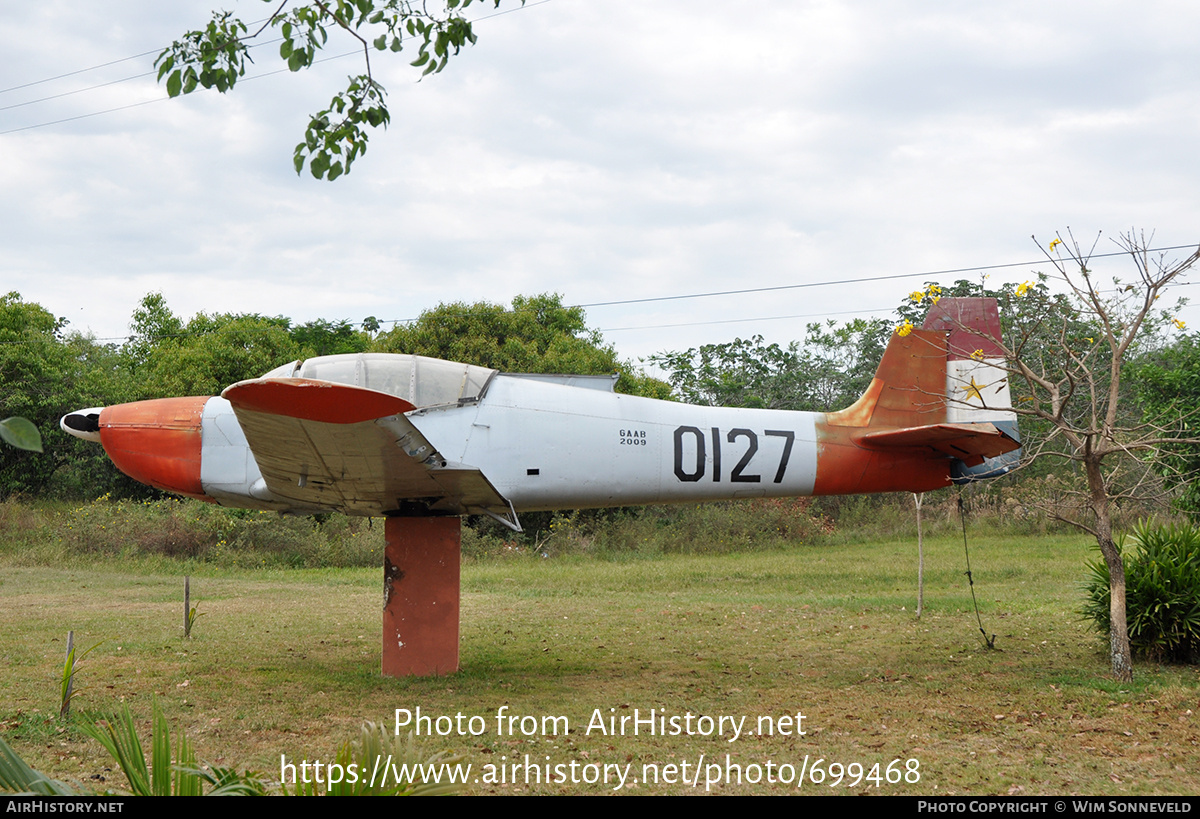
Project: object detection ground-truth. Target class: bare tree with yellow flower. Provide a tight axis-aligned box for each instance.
[910,230,1199,681]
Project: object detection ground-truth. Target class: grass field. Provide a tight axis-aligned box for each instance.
[2,524,1197,796]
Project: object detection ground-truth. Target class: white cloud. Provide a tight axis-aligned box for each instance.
[3,0,1200,359]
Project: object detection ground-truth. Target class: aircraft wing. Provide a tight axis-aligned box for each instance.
[855,422,1019,467]
[221,378,520,529]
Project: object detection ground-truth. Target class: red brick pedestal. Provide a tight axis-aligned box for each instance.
[382,516,461,677]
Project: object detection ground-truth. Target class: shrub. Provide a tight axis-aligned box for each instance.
[51,495,384,568]
[1083,521,1200,664]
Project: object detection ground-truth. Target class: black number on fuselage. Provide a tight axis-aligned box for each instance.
[671,426,795,484]
[764,430,795,484]
[727,428,760,483]
[673,426,705,482]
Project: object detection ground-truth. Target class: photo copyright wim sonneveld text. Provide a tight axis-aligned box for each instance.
[277,707,921,791]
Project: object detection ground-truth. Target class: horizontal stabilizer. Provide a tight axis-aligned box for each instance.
[221,378,519,528]
[856,422,1019,467]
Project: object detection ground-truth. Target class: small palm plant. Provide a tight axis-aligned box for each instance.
[81,700,266,796]
[0,737,77,795]
[59,631,101,719]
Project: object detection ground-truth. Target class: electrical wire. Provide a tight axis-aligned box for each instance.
[13,245,1178,344]
[574,245,1200,310]
[0,51,162,96]
[0,1,553,134]
[1,245,1195,347]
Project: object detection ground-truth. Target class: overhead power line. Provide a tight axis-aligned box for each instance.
[598,306,896,334]
[0,13,283,96]
[0,51,357,136]
[574,245,1200,310]
[0,71,155,113]
[0,39,282,115]
[0,50,161,96]
[358,243,1199,332]
[2,243,1197,347]
[1,1,554,133]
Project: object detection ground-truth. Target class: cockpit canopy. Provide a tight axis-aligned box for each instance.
[261,354,497,409]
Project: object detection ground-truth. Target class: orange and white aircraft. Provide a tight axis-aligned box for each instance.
[60,296,1019,675]
[61,297,1019,529]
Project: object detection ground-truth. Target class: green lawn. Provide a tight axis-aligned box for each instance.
[2,533,1197,795]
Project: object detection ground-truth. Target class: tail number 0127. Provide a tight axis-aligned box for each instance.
[672,426,795,484]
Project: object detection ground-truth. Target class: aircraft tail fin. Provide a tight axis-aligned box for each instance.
[822,324,947,430]
[920,297,1021,481]
[815,297,1020,493]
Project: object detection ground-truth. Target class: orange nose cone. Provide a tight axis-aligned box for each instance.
[99,397,212,500]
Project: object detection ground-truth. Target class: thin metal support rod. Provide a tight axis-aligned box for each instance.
[959,494,996,649]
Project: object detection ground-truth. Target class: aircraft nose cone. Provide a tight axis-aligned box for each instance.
[60,407,105,442]
[96,397,213,500]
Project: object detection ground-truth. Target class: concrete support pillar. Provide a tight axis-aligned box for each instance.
[382,516,461,677]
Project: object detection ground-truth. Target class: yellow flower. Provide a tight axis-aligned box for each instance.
[897,319,914,337]
[1016,281,1032,297]
[910,291,924,303]
[1174,318,1187,331]
[1086,337,1095,344]
[970,349,985,360]
[1049,238,1062,252]
[931,295,941,305]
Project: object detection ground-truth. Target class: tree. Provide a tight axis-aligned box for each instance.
[801,319,892,410]
[0,294,78,495]
[1132,332,1200,522]
[649,318,890,412]
[123,292,184,370]
[920,231,1200,681]
[156,0,518,180]
[51,333,150,499]
[649,335,803,409]
[124,295,304,398]
[291,318,372,357]
[0,294,141,497]
[373,293,671,398]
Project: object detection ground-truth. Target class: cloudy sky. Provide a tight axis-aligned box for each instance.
[4,0,1200,369]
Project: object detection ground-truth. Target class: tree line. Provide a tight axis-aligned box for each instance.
[0,291,666,500]
[2,273,1196,518]
[5,232,1199,680]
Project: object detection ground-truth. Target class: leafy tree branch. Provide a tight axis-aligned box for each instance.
[155,0,518,180]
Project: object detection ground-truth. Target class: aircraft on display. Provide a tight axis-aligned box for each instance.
[60,297,1020,528]
[60,296,1020,675]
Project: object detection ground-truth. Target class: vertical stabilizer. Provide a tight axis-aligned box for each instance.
[921,298,1021,482]
[822,328,949,429]
[813,297,1021,495]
